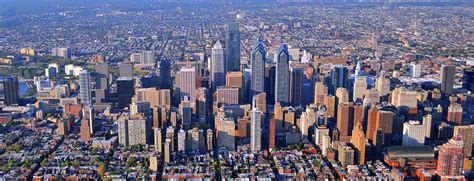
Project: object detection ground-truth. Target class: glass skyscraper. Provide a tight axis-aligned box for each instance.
[251,38,266,96]
[225,22,241,72]
[275,44,290,105]
[331,66,349,95]
[79,70,92,106]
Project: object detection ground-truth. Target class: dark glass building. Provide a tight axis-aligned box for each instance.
[251,38,266,96]
[331,66,349,95]
[117,77,135,109]
[275,44,290,105]
[3,77,19,106]
[225,22,241,72]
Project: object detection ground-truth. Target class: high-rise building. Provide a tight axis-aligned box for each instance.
[211,40,226,87]
[3,77,19,106]
[206,129,213,151]
[250,108,263,152]
[275,44,290,104]
[290,67,303,106]
[79,70,92,106]
[141,50,155,65]
[254,93,267,113]
[154,128,162,152]
[447,103,463,125]
[216,117,235,151]
[160,57,172,89]
[402,121,425,146]
[338,142,355,167]
[117,77,135,108]
[164,138,172,163]
[134,88,171,110]
[315,125,330,146]
[337,102,354,142]
[423,114,433,139]
[351,123,366,165]
[453,125,474,158]
[436,135,465,180]
[331,66,349,95]
[336,87,349,105]
[130,102,151,117]
[177,129,186,152]
[179,97,193,126]
[440,65,455,95]
[80,118,92,142]
[375,110,394,145]
[353,76,367,102]
[376,76,390,97]
[225,22,241,72]
[314,82,327,105]
[216,86,240,105]
[251,39,266,96]
[226,71,245,103]
[410,62,422,78]
[51,47,72,59]
[118,115,151,146]
[269,118,276,149]
[95,63,109,103]
[353,103,364,128]
[178,67,196,101]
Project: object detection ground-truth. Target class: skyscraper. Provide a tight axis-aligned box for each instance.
[117,77,135,109]
[225,22,241,72]
[3,77,19,106]
[331,66,349,95]
[95,63,109,103]
[410,62,422,78]
[453,125,474,158]
[290,67,303,106]
[251,108,263,152]
[402,121,425,146]
[79,70,92,106]
[275,44,290,105]
[178,67,196,101]
[436,135,465,180]
[353,76,367,102]
[251,38,266,96]
[447,103,463,125]
[119,62,133,77]
[160,57,172,89]
[440,65,455,95]
[337,102,354,142]
[211,40,226,87]
[351,123,366,165]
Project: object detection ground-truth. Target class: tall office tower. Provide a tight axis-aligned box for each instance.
[336,87,349,104]
[226,71,244,103]
[211,40,226,87]
[447,103,463,125]
[216,117,236,151]
[178,67,196,101]
[196,87,208,123]
[330,66,349,95]
[453,125,474,158]
[250,39,266,96]
[338,143,355,167]
[177,129,186,152]
[269,118,276,149]
[324,95,336,118]
[164,138,172,163]
[225,22,241,72]
[179,97,192,126]
[315,125,330,145]
[154,128,162,152]
[314,82,327,105]
[130,102,151,117]
[440,65,455,95]
[391,87,418,111]
[376,76,390,97]
[254,93,267,113]
[351,123,366,165]
[188,128,205,153]
[321,134,331,156]
[82,106,94,135]
[206,129,213,151]
[353,103,364,128]
[462,67,474,91]
[216,86,240,105]
[436,135,465,180]
[117,77,135,108]
[299,106,317,138]
[160,57,172,89]
[141,50,155,65]
[265,65,276,104]
[3,77,19,106]
[250,108,263,152]
[275,44,290,105]
[353,76,367,102]
[118,115,150,146]
[290,67,303,106]
[410,62,422,78]
[337,102,354,142]
[364,88,380,105]
[80,118,92,141]
[402,121,425,146]
[140,73,160,88]
[165,126,175,151]
[438,122,454,141]
[79,70,92,106]
[119,62,133,77]
[95,63,109,103]
[423,114,433,139]
[375,110,394,145]
[274,103,284,132]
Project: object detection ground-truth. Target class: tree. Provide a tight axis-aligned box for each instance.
[97,162,106,177]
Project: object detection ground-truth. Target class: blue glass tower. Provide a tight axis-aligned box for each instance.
[275,44,290,105]
[251,38,266,96]
[225,22,241,72]
[331,66,349,95]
